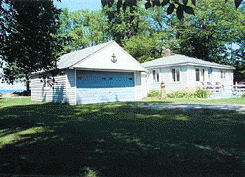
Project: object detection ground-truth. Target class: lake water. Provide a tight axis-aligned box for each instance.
[0,90,25,95]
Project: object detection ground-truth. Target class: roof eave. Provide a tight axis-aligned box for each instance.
[143,62,235,70]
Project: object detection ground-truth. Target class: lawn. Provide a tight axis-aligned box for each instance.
[1,97,245,176]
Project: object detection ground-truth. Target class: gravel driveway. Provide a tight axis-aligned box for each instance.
[137,103,245,113]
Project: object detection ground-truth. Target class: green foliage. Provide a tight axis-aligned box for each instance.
[0,0,62,91]
[102,0,148,46]
[101,0,243,20]
[167,89,210,98]
[147,90,161,98]
[194,89,210,98]
[57,9,110,53]
[123,33,164,63]
[242,93,245,98]
[167,90,194,98]
[166,0,245,64]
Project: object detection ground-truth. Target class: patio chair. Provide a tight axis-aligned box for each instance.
[215,82,224,92]
[237,82,245,92]
[198,82,206,90]
[206,82,214,91]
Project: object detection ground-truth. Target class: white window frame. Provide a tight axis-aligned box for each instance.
[172,67,180,82]
[195,68,205,82]
[152,69,160,83]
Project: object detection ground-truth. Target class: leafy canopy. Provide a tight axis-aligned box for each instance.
[101,0,243,20]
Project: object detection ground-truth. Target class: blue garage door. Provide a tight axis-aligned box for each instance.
[76,70,135,104]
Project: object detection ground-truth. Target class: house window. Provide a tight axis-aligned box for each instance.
[196,68,205,82]
[172,68,180,82]
[221,70,226,79]
[153,70,159,83]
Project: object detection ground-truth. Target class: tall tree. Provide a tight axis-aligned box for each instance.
[0,0,62,92]
[56,8,110,54]
[166,0,245,63]
[102,0,148,46]
[101,0,243,20]
[123,32,165,63]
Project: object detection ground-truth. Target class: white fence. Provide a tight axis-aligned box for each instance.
[202,83,245,92]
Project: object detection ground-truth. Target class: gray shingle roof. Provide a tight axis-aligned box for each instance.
[142,54,235,70]
[57,41,113,69]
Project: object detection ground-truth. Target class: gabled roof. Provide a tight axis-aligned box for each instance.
[57,41,113,69]
[142,54,235,70]
[57,40,146,72]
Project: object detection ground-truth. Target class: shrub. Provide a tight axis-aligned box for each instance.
[242,93,245,98]
[194,89,209,98]
[167,91,191,98]
[166,89,210,98]
[147,90,161,97]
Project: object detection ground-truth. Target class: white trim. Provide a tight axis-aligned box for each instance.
[195,67,205,82]
[134,71,136,101]
[152,69,160,83]
[144,63,235,70]
[171,67,180,83]
[75,69,77,105]
[73,68,143,73]
[65,69,68,102]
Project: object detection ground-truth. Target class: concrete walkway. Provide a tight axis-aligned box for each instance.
[137,103,245,113]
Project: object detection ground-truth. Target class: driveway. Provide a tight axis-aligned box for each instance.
[137,103,245,113]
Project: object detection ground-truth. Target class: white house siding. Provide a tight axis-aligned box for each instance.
[31,74,67,103]
[72,42,144,72]
[135,71,143,100]
[142,65,234,95]
[66,69,76,105]
[140,72,149,98]
[31,74,45,102]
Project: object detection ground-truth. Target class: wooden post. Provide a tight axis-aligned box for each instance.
[160,81,166,100]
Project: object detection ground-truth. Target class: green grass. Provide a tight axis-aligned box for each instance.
[0,97,44,108]
[1,97,245,176]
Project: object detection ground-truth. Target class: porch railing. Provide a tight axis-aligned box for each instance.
[199,82,245,92]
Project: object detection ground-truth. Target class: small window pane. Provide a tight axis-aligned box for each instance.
[196,69,200,81]
[172,69,175,82]
[176,69,180,81]
[153,70,156,82]
[157,73,159,82]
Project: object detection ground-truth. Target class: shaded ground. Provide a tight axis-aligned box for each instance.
[1,101,245,176]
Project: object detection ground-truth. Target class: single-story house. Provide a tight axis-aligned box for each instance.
[141,54,235,97]
[31,41,146,105]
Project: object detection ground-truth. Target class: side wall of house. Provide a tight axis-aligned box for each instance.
[142,65,235,95]
[66,69,76,105]
[31,74,45,102]
[31,73,67,103]
[135,71,144,100]
[143,66,189,94]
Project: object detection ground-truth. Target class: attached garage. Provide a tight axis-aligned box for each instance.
[31,41,146,105]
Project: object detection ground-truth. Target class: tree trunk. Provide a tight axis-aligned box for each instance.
[26,80,30,92]
[25,75,30,93]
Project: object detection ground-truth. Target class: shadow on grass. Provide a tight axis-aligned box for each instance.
[0,102,245,176]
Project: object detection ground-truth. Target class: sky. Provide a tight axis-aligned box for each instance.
[54,0,102,11]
